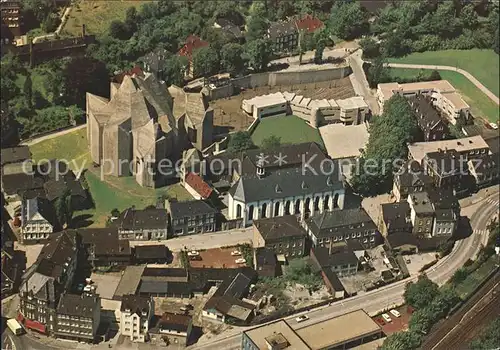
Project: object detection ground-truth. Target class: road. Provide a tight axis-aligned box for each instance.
[386,63,500,105]
[190,193,499,350]
[129,227,253,251]
[348,50,380,115]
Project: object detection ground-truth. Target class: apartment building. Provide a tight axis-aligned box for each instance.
[408,192,435,238]
[21,197,58,243]
[407,95,449,141]
[120,295,154,343]
[267,21,298,52]
[166,199,217,236]
[115,207,168,241]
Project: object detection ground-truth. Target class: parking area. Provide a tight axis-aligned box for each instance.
[404,252,438,276]
[189,247,246,269]
[14,242,43,268]
[373,305,414,335]
[90,272,122,299]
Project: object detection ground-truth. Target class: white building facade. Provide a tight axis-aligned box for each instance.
[120,296,154,343]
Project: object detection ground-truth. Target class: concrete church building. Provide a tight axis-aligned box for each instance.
[86,73,213,188]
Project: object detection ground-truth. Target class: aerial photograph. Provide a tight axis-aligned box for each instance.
[1,0,499,349]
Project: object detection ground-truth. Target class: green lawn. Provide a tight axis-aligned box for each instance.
[387,49,499,97]
[251,115,324,147]
[63,0,151,36]
[16,67,54,104]
[454,256,498,299]
[389,68,499,123]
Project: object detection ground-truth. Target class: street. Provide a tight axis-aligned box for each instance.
[129,227,253,251]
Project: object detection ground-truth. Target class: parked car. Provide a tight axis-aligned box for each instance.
[296,315,309,323]
[382,313,392,323]
[390,309,401,318]
[187,251,199,257]
[235,258,246,264]
[231,250,241,256]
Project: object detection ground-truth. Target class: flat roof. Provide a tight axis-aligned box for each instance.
[441,91,470,109]
[378,80,456,100]
[319,123,369,159]
[336,96,368,109]
[244,320,310,350]
[113,265,145,299]
[296,310,381,349]
[408,135,490,162]
[243,92,287,108]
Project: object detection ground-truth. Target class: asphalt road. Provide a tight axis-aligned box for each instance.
[190,194,500,350]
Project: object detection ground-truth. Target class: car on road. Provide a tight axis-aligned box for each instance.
[295,315,309,323]
[390,309,401,318]
[382,313,392,322]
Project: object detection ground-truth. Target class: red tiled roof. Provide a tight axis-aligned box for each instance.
[112,66,144,83]
[295,15,324,34]
[185,172,213,199]
[178,35,209,59]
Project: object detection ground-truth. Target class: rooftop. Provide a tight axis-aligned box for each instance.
[115,207,168,230]
[156,312,192,333]
[319,123,369,159]
[185,172,213,199]
[336,96,369,110]
[57,293,99,318]
[167,199,217,218]
[254,215,307,242]
[178,35,209,59]
[312,245,359,268]
[408,135,490,163]
[134,245,169,260]
[378,80,457,100]
[79,228,131,256]
[244,320,310,350]
[306,208,376,238]
[120,294,151,314]
[268,20,298,39]
[295,14,323,34]
[243,92,287,109]
[296,309,381,349]
[381,202,412,231]
[1,146,31,166]
[409,192,434,214]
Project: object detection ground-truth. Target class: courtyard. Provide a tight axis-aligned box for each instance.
[251,115,325,148]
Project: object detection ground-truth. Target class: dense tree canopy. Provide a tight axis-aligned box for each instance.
[328,1,369,40]
[381,331,422,350]
[245,39,273,72]
[470,317,500,350]
[404,274,440,310]
[220,43,245,75]
[351,94,419,196]
[192,46,220,78]
[228,131,255,153]
[261,135,282,150]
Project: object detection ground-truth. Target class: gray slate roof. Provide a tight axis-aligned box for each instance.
[254,215,307,241]
[306,208,376,238]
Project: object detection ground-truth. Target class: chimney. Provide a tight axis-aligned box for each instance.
[256,158,265,179]
[444,147,448,153]
[82,24,86,37]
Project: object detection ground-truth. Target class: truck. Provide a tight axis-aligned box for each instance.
[7,318,24,336]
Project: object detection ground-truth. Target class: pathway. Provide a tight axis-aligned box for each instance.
[32,7,72,43]
[386,63,499,105]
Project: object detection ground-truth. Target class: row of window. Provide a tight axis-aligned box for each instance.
[436,226,453,234]
[318,231,375,243]
[57,328,92,335]
[58,322,92,328]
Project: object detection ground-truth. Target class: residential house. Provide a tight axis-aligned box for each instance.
[166,199,217,236]
[408,135,490,164]
[305,208,379,249]
[133,245,170,265]
[202,269,256,324]
[432,209,456,237]
[408,192,435,238]
[427,187,460,216]
[213,19,243,41]
[183,172,215,201]
[423,149,470,194]
[407,95,449,141]
[320,268,346,299]
[392,160,432,202]
[1,146,31,176]
[21,197,57,244]
[0,0,23,43]
[178,35,209,78]
[380,202,412,235]
[1,247,21,298]
[18,231,78,335]
[253,248,280,278]
[311,243,359,277]
[79,228,132,268]
[227,142,345,226]
[115,207,169,241]
[468,154,499,188]
[295,14,324,37]
[252,215,307,259]
[55,293,101,343]
[120,295,154,343]
[267,20,298,53]
[149,312,193,347]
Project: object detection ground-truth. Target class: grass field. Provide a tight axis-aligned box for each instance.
[454,256,497,299]
[251,115,324,147]
[29,128,90,165]
[63,0,150,36]
[387,49,499,97]
[389,68,499,123]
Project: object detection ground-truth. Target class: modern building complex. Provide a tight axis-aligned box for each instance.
[377,80,471,125]
[242,92,369,128]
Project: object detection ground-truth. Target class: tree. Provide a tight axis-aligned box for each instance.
[1,54,22,105]
[261,135,281,150]
[404,274,439,310]
[382,331,422,350]
[494,27,499,54]
[470,317,500,350]
[220,43,245,75]
[111,208,120,218]
[351,94,419,196]
[61,57,110,108]
[314,39,325,64]
[55,189,72,229]
[460,4,479,29]
[0,105,19,148]
[409,308,434,335]
[246,16,269,42]
[228,131,255,152]
[192,46,220,78]
[42,13,61,33]
[22,0,55,23]
[23,73,33,109]
[245,39,272,72]
[163,55,186,87]
[109,20,132,40]
[124,6,138,34]
[328,1,369,40]
[382,32,410,57]
[360,37,381,59]
[366,56,391,88]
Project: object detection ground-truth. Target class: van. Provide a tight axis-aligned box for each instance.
[382,313,392,323]
[390,309,401,318]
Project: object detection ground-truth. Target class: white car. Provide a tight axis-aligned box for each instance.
[235,258,246,264]
[296,315,309,323]
[187,251,199,257]
[382,313,392,323]
[390,309,401,318]
[231,250,241,256]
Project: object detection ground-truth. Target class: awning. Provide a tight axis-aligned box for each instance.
[25,319,46,334]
